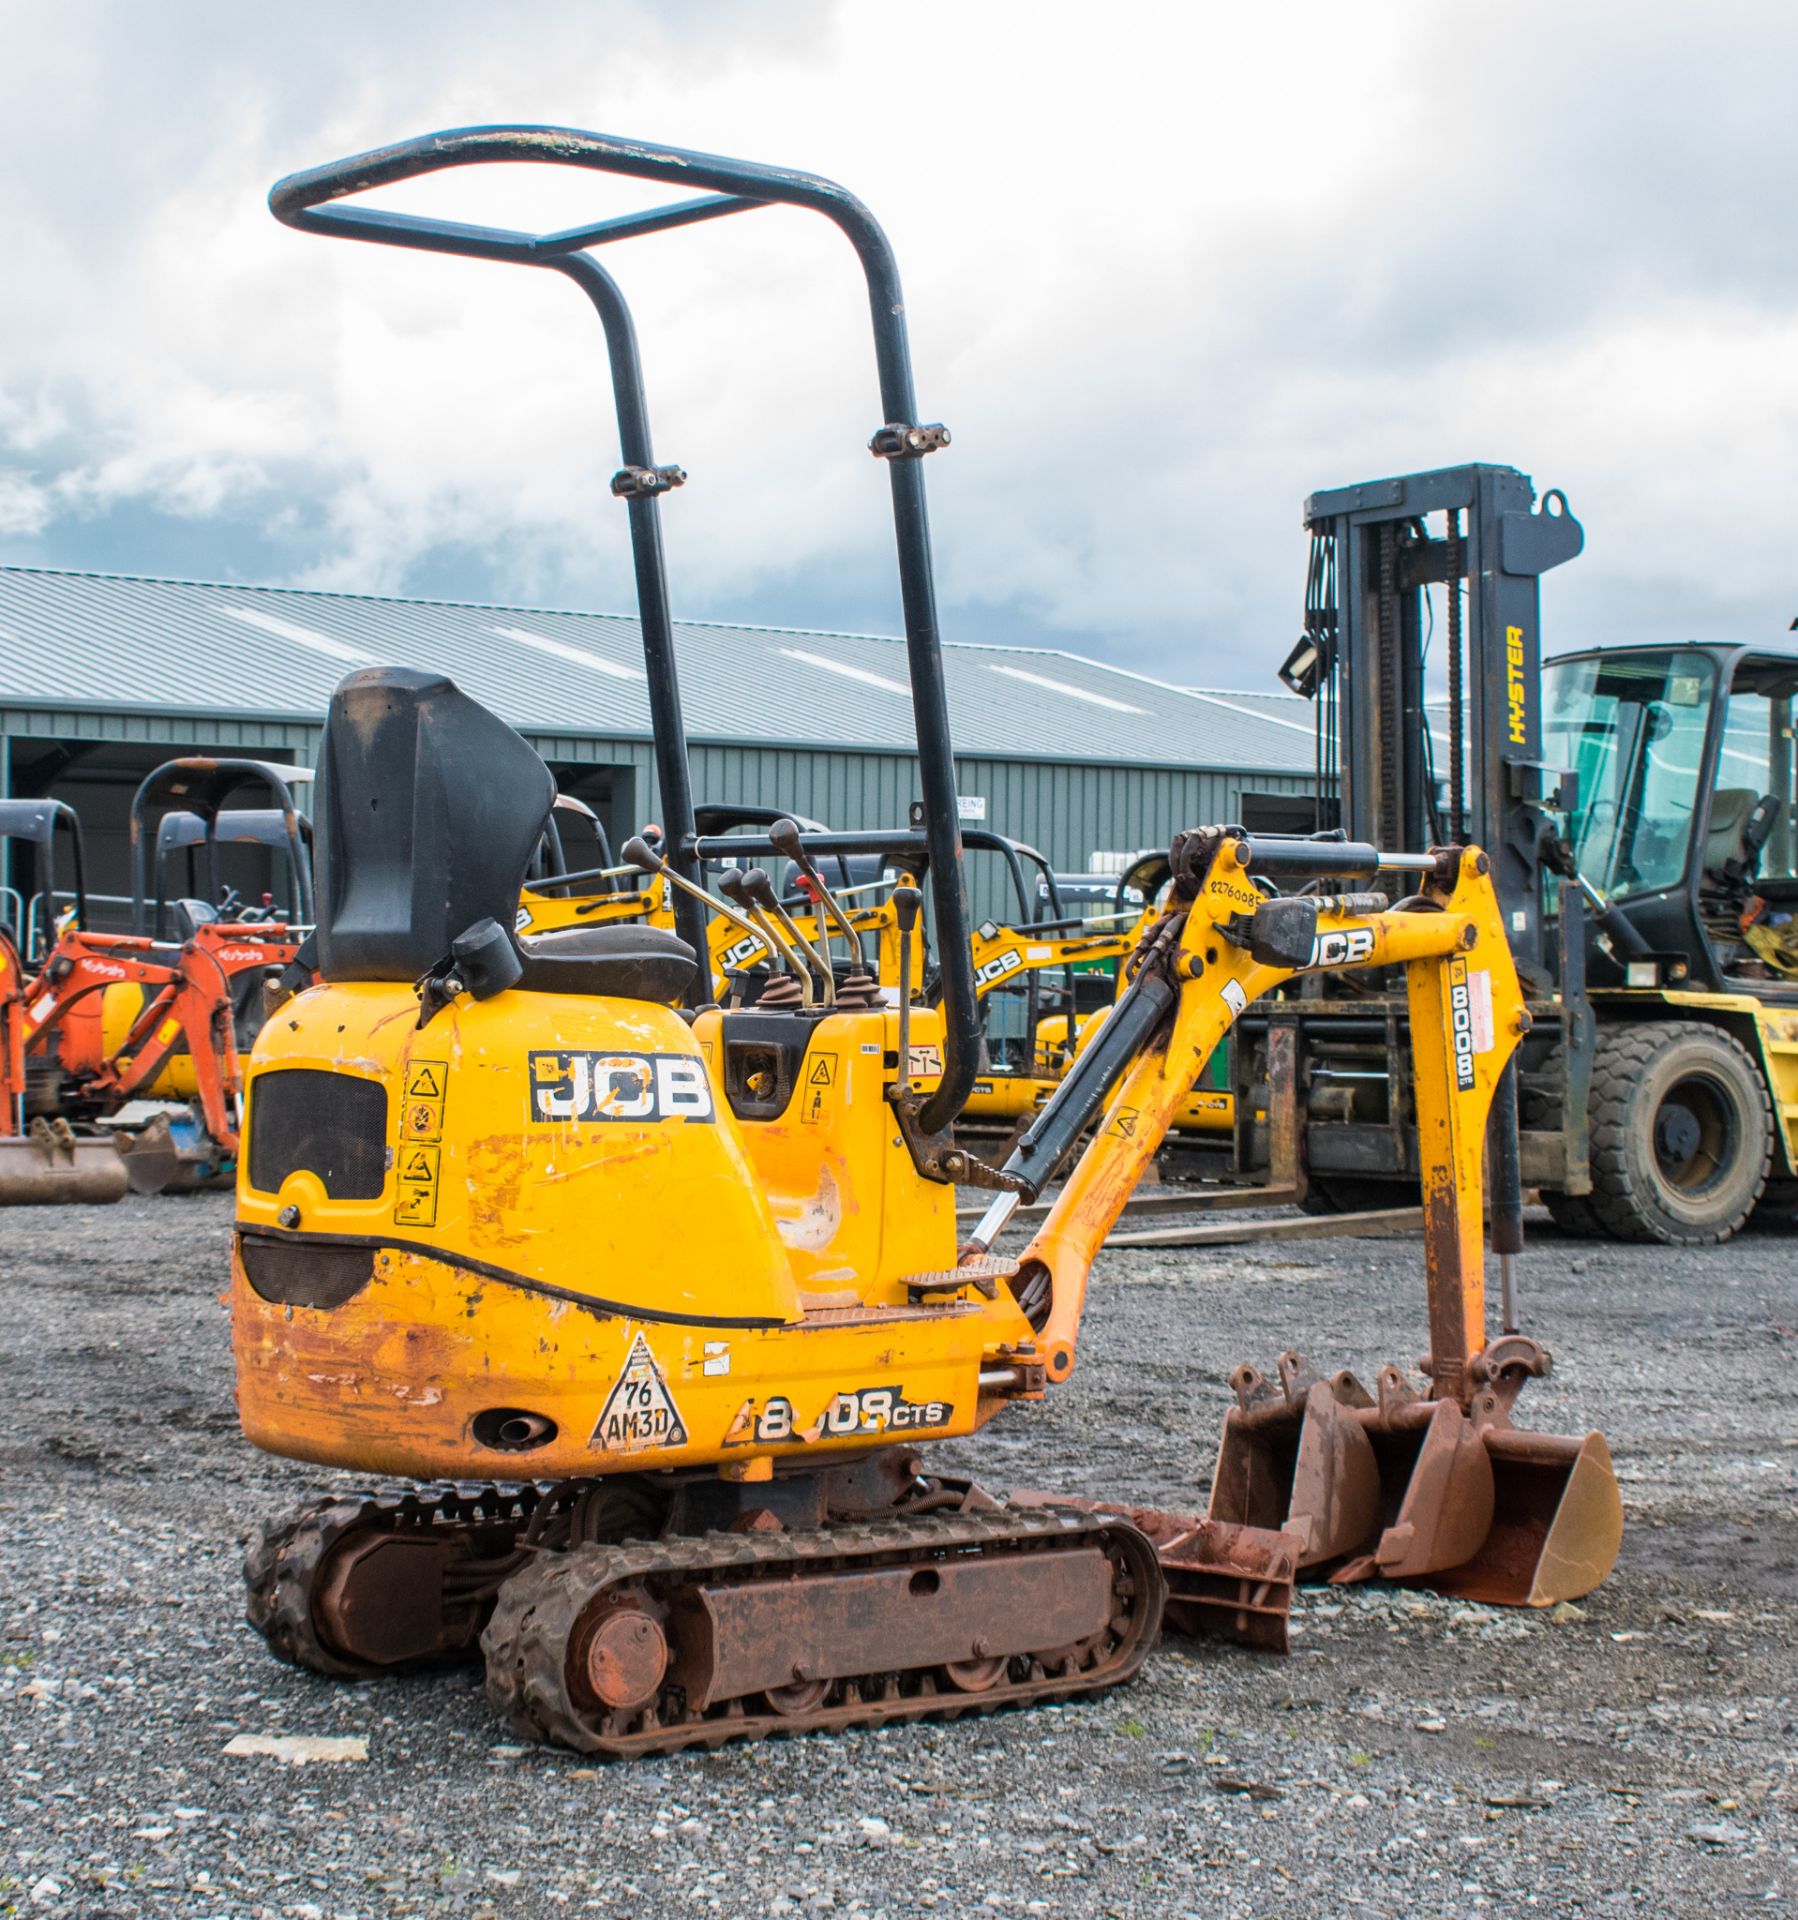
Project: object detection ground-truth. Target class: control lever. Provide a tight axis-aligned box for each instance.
[770,816,864,958]
[719,869,815,1010]
[742,867,835,1008]
[620,835,764,950]
[891,884,923,1102]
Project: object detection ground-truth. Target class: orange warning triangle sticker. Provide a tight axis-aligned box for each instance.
[406,1064,444,1099]
[402,1148,436,1180]
[808,1055,835,1085]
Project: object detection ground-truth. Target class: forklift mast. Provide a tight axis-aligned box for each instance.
[1289,464,1583,988]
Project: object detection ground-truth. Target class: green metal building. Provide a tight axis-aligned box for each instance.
[0,566,1315,925]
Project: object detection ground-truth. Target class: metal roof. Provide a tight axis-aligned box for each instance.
[0,567,1314,774]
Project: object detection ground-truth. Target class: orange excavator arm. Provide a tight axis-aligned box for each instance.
[1003,834,1520,1388]
[965,826,1619,1610]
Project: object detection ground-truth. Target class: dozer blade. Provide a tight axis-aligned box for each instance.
[0,1125,128,1206]
[1156,1516,1298,1655]
[1427,1428,1623,1608]
[1208,1380,1382,1570]
[1004,1493,1297,1654]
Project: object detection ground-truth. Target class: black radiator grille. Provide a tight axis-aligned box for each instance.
[246,1068,388,1199]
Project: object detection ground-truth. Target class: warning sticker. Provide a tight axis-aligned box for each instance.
[801,1052,840,1125]
[395,1063,446,1222]
[907,1043,943,1078]
[1107,1106,1140,1140]
[592,1331,689,1453]
[401,1061,448,1145]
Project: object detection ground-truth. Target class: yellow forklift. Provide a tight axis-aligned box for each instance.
[1204,462,1798,1244]
[232,127,1619,1754]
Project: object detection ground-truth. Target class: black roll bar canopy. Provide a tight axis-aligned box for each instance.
[270,125,981,1135]
[128,759,315,937]
[0,798,87,959]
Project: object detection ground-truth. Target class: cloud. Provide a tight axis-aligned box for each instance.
[0,0,1794,690]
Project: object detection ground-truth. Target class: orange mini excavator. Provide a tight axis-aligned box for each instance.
[231,126,1621,1755]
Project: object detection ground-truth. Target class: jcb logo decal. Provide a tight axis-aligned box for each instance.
[1309,927,1376,969]
[975,949,1023,988]
[528,1050,715,1124]
[719,932,766,971]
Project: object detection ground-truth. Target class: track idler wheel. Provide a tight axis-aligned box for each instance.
[244,1489,532,1678]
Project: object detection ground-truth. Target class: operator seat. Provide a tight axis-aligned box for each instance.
[1703,788,1762,887]
[314,667,696,1003]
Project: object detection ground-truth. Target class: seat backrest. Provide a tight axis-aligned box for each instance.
[1704,788,1757,882]
[314,667,555,982]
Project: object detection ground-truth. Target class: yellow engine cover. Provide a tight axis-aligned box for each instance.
[233,982,1032,1482]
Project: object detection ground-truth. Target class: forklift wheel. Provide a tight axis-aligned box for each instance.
[1586,1022,1771,1245]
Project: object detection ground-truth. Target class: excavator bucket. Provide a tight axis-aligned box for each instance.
[1208,1363,1382,1570]
[1427,1427,1623,1607]
[1331,1397,1495,1585]
[116,1111,234,1195]
[1207,1356,1624,1607]
[0,1117,129,1205]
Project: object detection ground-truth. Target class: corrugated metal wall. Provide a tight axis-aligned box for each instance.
[2,710,1311,927]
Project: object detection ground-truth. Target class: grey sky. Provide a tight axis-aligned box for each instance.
[1,1,1792,693]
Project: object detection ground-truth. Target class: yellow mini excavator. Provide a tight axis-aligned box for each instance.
[234,126,1621,1755]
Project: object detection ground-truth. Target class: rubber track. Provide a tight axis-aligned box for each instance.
[481,1507,1164,1757]
[1586,1020,1770,1245]
[244,1485,535,1678]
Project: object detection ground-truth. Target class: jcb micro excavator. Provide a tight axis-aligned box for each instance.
[233,126,1620,1754]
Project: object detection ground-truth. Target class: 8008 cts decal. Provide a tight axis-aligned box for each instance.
[528,1050,715,1123]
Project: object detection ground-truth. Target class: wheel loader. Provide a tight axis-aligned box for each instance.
[233,124,1621,1755]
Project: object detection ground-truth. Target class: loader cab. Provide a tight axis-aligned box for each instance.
[1543,642,1798,996]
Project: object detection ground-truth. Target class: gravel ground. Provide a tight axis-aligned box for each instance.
[3,1193,1794,1918]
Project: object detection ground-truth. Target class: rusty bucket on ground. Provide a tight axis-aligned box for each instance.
[1205,1349,1622,1608]
[0,1117,129,1205]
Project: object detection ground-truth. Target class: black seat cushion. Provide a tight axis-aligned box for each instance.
[516,924,698,1002]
